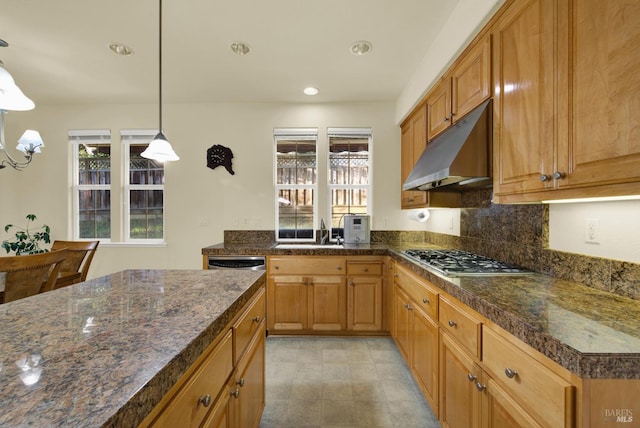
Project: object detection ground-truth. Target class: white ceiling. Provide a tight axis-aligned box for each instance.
[0,0,461,106]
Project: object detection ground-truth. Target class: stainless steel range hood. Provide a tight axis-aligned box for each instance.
[403,99,492,192]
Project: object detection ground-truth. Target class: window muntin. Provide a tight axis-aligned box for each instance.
[328,129,372,240]
[274,129,318,241]
[71,130,111,240]
[123,131,165,242]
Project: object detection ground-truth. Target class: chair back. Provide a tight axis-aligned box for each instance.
[50,240,99,284]
[0,250,68,304]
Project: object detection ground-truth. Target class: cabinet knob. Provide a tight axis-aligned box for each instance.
[448,320,457,328]
[467,373,477,382]
[475,381,487,392]
[274,265,280,270]
[231,389,240,399]
[444,116,450,122]
[337,266,342,270]
[553,171,566,180]
[505,367,519,379]
[540,174,551,182]
[362,267,369,272]
[422,297,430,304]
[236,377,245,387]
[198,394,212,407]
[349,281,354,286]
[252,316,261,323]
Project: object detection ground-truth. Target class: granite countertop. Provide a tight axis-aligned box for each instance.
[0,269,265,428]
[203,242,640,379]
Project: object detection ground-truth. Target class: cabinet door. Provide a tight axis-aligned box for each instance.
[393,286,412,361]
[347,276,383,331]
[308,275,347,331]
[492,0,560,199]
[482,376,542,428]
[268,276,308,331]
[401,104,428,208]
[229,325,266,428]
[201,384,231,428]
[427,78,453,140]
[412,306,439,417]
[440,332,482,428]
[452,33,492,121]
[563,0,640,191]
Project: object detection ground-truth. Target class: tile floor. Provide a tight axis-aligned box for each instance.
[259,336,441,428]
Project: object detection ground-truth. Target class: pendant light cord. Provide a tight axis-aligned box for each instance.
[158,0,163,133]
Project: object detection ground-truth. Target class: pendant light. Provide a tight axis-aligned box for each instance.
[141,0,179,162]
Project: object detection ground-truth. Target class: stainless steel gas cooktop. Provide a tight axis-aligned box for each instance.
[403,249,533,277]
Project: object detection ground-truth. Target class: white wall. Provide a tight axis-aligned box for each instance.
[0,101,435,278]
[549,200,640,263]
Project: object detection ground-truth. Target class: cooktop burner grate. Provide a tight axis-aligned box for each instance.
[403,249,533,277]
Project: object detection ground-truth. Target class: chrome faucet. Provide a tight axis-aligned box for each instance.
[320,218,329,245]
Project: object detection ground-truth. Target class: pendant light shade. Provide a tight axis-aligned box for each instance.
[0,65,35,111]
[141,131,179,161]
[142,0,179,162]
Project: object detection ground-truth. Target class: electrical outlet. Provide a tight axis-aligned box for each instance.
[584,218,600,243]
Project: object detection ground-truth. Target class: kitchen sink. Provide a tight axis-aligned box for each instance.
[274,244,344,249]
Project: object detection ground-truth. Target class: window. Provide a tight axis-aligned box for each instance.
[70,130,112,240]
[122,131,165,241]
[274,128,318,241]
[328,128,372,240]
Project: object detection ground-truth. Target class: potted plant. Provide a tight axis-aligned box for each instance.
[2,214,51,255]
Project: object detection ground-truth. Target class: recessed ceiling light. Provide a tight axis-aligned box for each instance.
[350,40,372,56]
[108,43,134,56]
[230,41,251,56]
[304,87,319,96]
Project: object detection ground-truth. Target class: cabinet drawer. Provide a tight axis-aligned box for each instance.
[347,260,383,276]
[395,264,438,320]
[438,296,481,358]
[482,327,574,428]
[269,257,346,275]
[152,330,233,428]
[233,287,265,364]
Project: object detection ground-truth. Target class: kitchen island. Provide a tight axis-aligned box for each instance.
[0,269,265,427]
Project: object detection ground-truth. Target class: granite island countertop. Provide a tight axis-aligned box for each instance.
[0,269,265,428]
[203,242,640,379]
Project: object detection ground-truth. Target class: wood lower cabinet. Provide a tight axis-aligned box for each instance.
[392,263,440,415]
[140,285,266,428]
[228,323,266,428]
[267,256,385,334]
[347,258,383,331]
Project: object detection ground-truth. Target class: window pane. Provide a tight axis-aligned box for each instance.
[330,189,368,232]
[129,145,164,185]
[79,189,111,239]
[129,190,164,239]
[276,140,317,185]
[329,137,369,185]
[278,189,314,239]
[78,144,111,185]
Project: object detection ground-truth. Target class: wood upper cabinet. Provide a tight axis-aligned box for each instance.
[492,0,563,200]
[427,33,492,141]
[493,0,640,203]
[401,102,428,208]
[563,0,640,194]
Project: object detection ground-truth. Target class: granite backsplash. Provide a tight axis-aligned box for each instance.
[224,189,640,301]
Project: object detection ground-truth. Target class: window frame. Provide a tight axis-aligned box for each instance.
[274,128,319,243]
[122,130,165,244]
[70,129,112,242]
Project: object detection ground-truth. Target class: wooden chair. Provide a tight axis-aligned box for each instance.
[50,240,99,288]
[0,249,68,304]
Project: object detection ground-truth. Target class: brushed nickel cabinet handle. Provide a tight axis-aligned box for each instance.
[198,394,212,407]
[448,320,457,327]
[252,316,261,323]
[476,381,486,392]
[467,373,477,382]
[422,297,430,304]
[505,368,519,379]
[236,378,245,387]
[540,174,551,182]
[553,171,566,180]
[362,267,369,272]
[231,389,240,399]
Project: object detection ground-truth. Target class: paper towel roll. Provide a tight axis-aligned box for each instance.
[407,209,430,223]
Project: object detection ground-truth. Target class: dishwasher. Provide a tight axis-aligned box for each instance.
[207,255,266,270]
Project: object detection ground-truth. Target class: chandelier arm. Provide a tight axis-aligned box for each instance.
[0,110,34,171]
[158,0,163,133]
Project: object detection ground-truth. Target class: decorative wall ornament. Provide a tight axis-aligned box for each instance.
[206,144,235,175]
